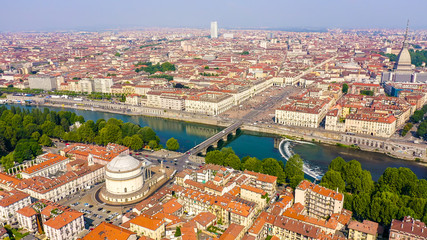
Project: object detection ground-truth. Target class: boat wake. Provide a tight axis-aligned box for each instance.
[278,139,323,181]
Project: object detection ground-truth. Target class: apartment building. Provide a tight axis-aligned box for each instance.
[240,184,267,209]
[129,215,166,240]
[17,163,104,202]
[28,75,57,90]
[94,78,113,93]
[44,211,84,240]
[0,190,31,225]
[243,170,277,196]
[185,92,234,115]
[21,153,69,179]
[345,113,397,137]
[80,222,138,240]
[348,220,382,240]
[294,180,344,219]
[275,98,331,128]
[389,216,427,240]
[17,199,83,236]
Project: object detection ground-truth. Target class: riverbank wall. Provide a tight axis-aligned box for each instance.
[6,95,426,163]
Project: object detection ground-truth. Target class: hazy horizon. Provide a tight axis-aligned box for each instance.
[1,0,426,32]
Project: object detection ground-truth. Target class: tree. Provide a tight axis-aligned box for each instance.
[352,193,371,219]
[284,154,304,183]
[342,83,349,94]
[408,198,426,220]
[77,124,96,143]
[261,158,286,184]
[174,227,181,237]
[31,131,40,141]
[221,147,235,159]
[166,138,179,151]
[0,153,14,171]
[205,150,224,165]
[138,127,157,143]
[224,154,241,170]
[320,170,345,192]
[99,124,122,145]
[130,135,143,150]
[40,120,56,136]
[243,157,262,172]
[39,134,53,147]
[148,140,158,150]
[329,157,346,172]
[342,160,363,193]
[13,139,41,163]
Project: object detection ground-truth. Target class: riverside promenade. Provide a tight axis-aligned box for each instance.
[6,94,427,163]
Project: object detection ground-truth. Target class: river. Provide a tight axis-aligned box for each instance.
[7,104,427,180]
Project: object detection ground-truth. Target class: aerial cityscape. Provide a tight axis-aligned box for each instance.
[0,1,426,240]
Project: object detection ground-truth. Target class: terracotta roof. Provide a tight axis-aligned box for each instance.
[219,224,244,240]
[162,198,182,215]
[241,184,266,195]
[81,222,136,240]
[23,153,67,174]
[129,215,164,231]
[44,211,83,229]
[16,206,37,217]
[348,220,380,236]
[297,180,343,201]
[192,212,216,227]
[0,189,30,207]
[390,216,427,238]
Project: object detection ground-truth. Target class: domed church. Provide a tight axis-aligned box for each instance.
[100,153,153,204]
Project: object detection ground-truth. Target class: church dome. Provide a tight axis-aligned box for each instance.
[397,48,411,66]
[106,154,141,173]
[395,47,412,72]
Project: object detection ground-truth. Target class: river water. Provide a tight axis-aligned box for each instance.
[7,104,426,180]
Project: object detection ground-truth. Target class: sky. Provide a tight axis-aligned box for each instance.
[1,0,426,32]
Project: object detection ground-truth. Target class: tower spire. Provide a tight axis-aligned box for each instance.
[403,19,409,48]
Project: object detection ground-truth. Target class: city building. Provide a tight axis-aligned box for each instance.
[80,222,138,240]
[61,143,129,165]
[16,199,84,237]
[275,98,331,128]
[294,180,344,219]
[28,75,57,90]
[211,21,218,39]
[101,154,152,204]
[0,189,31,225]
[389,216,427,240]
[20,153,69,179]
[348,220,382,240]
[129,214,165,240]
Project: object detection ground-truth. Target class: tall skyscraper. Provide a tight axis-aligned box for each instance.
[210,21,218,39]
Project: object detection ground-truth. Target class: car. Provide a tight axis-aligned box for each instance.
[174,163,177,165]
[90,228,94,231]
[88,205,93,208]
[97,208,103,211]
[166,166,170,168]
[84,203,89,206]
[170,160,173,163]
[106,210,111,214]
[105,218,111,222]
[135,153,140,155]
[98,215,103,219]
[145,155,148,157]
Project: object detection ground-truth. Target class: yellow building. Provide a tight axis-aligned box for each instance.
[348,220,381,240]
[129,215,165,240]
